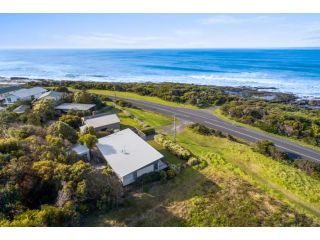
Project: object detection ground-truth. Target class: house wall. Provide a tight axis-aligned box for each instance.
[122,173,136,186]
[4,95,18,105]
[95,122,120,131]
[4,92,45,105]
[121,159,165,186]
[137,164,154,177]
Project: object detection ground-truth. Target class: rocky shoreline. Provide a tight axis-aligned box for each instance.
[1,75,320,108]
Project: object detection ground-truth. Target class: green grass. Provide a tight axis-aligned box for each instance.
[213,108,320,152]
[176,128,320,219]
[87,89,198,109]
[148,140,182,165]
[124,107,172,129]
[83,129,319,226]
[98,104,172,130]
[118,111,142,130]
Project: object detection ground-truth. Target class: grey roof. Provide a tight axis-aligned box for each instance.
[12,105,30,114]
[72,143,89,155]
[84,114,120,129]
[55,103,96,111]
[96,128,163,178]
[8,87,47,99]
[37,91,64,101]
[0,85,21,95]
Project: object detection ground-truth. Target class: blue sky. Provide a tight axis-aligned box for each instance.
[1,14,320,48]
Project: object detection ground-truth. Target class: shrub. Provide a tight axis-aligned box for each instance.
[81,126,96,135]
[0,138,20,153]
[78,133,98,149]
[59,115,82,129]
[166,169,176,179]
[115,99,133,108]
[142,127,156,136]
[0,204,80,227]
[134,171,161,185]
[187,157,200,166]
[47,121,78,144]
[32,99,56,123]
[159,170,167,182]
[8,125,44,139]
[154,134,191,160]
[188,123,213,135]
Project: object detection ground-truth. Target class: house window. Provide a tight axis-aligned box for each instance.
[6,98,11,103]
[154,161,159,171]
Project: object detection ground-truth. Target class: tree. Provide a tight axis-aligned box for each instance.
[59,114,82,129]
[47,121,78,143]
[32,99,55,123]
[55,86,69,93]
[0,204,79,227]
[253,139,286,161]
[81,126,96,135]
[73,91,91,103]
[79,134,98,149]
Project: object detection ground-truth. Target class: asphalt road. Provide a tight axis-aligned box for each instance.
[112,97,320,162]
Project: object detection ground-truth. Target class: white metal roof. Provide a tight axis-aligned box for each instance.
[96,128,163,177]
[37,91,63,101]
[84,114,120,129]
[12,105,30,114]
[9,87,47,99]
[55,103,96,111]
[72,143,89,155]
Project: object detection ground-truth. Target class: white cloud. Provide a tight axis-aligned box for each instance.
[174,29,201,36]
[198,14,286,25]
[198,15,241,25]
[58,33,175,48]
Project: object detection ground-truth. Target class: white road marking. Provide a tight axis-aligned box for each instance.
[127,99,320,161]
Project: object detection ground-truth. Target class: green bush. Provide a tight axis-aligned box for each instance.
[8,125,44,139]
[187,157,200,166]
[0,138,20,153]
[142,127,156,136]
[154,134,191,160]
[59,114,82,129]
[159,170,167,182]
[134,171,161,185]
[47,121,78,144]
[166,169,176,179]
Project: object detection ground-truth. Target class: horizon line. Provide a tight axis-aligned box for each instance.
[0,47,320,50]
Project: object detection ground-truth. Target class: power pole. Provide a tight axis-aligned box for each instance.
[173,114,176,143]
[114,85,116,100]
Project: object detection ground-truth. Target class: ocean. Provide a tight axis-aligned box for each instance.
[0,48,320,98]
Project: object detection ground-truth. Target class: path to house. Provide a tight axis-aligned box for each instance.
[107,96,320,162]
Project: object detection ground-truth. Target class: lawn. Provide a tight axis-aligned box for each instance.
[97,104,172,130]
[148,140,181,165]
[124,107,172,129]
[87,89,198,109]
[176,128,320,219]
[83,129,319,226]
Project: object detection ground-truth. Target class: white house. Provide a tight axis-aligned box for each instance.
[96,128,167,186]
[3,87,47,105]
[36,91,64,102]
[12,105,30,114]
[55,103,96,113]
[0,85,21,102]
[80,113,120,133]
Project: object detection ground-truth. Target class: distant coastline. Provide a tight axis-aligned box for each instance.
[0,48,320,98]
